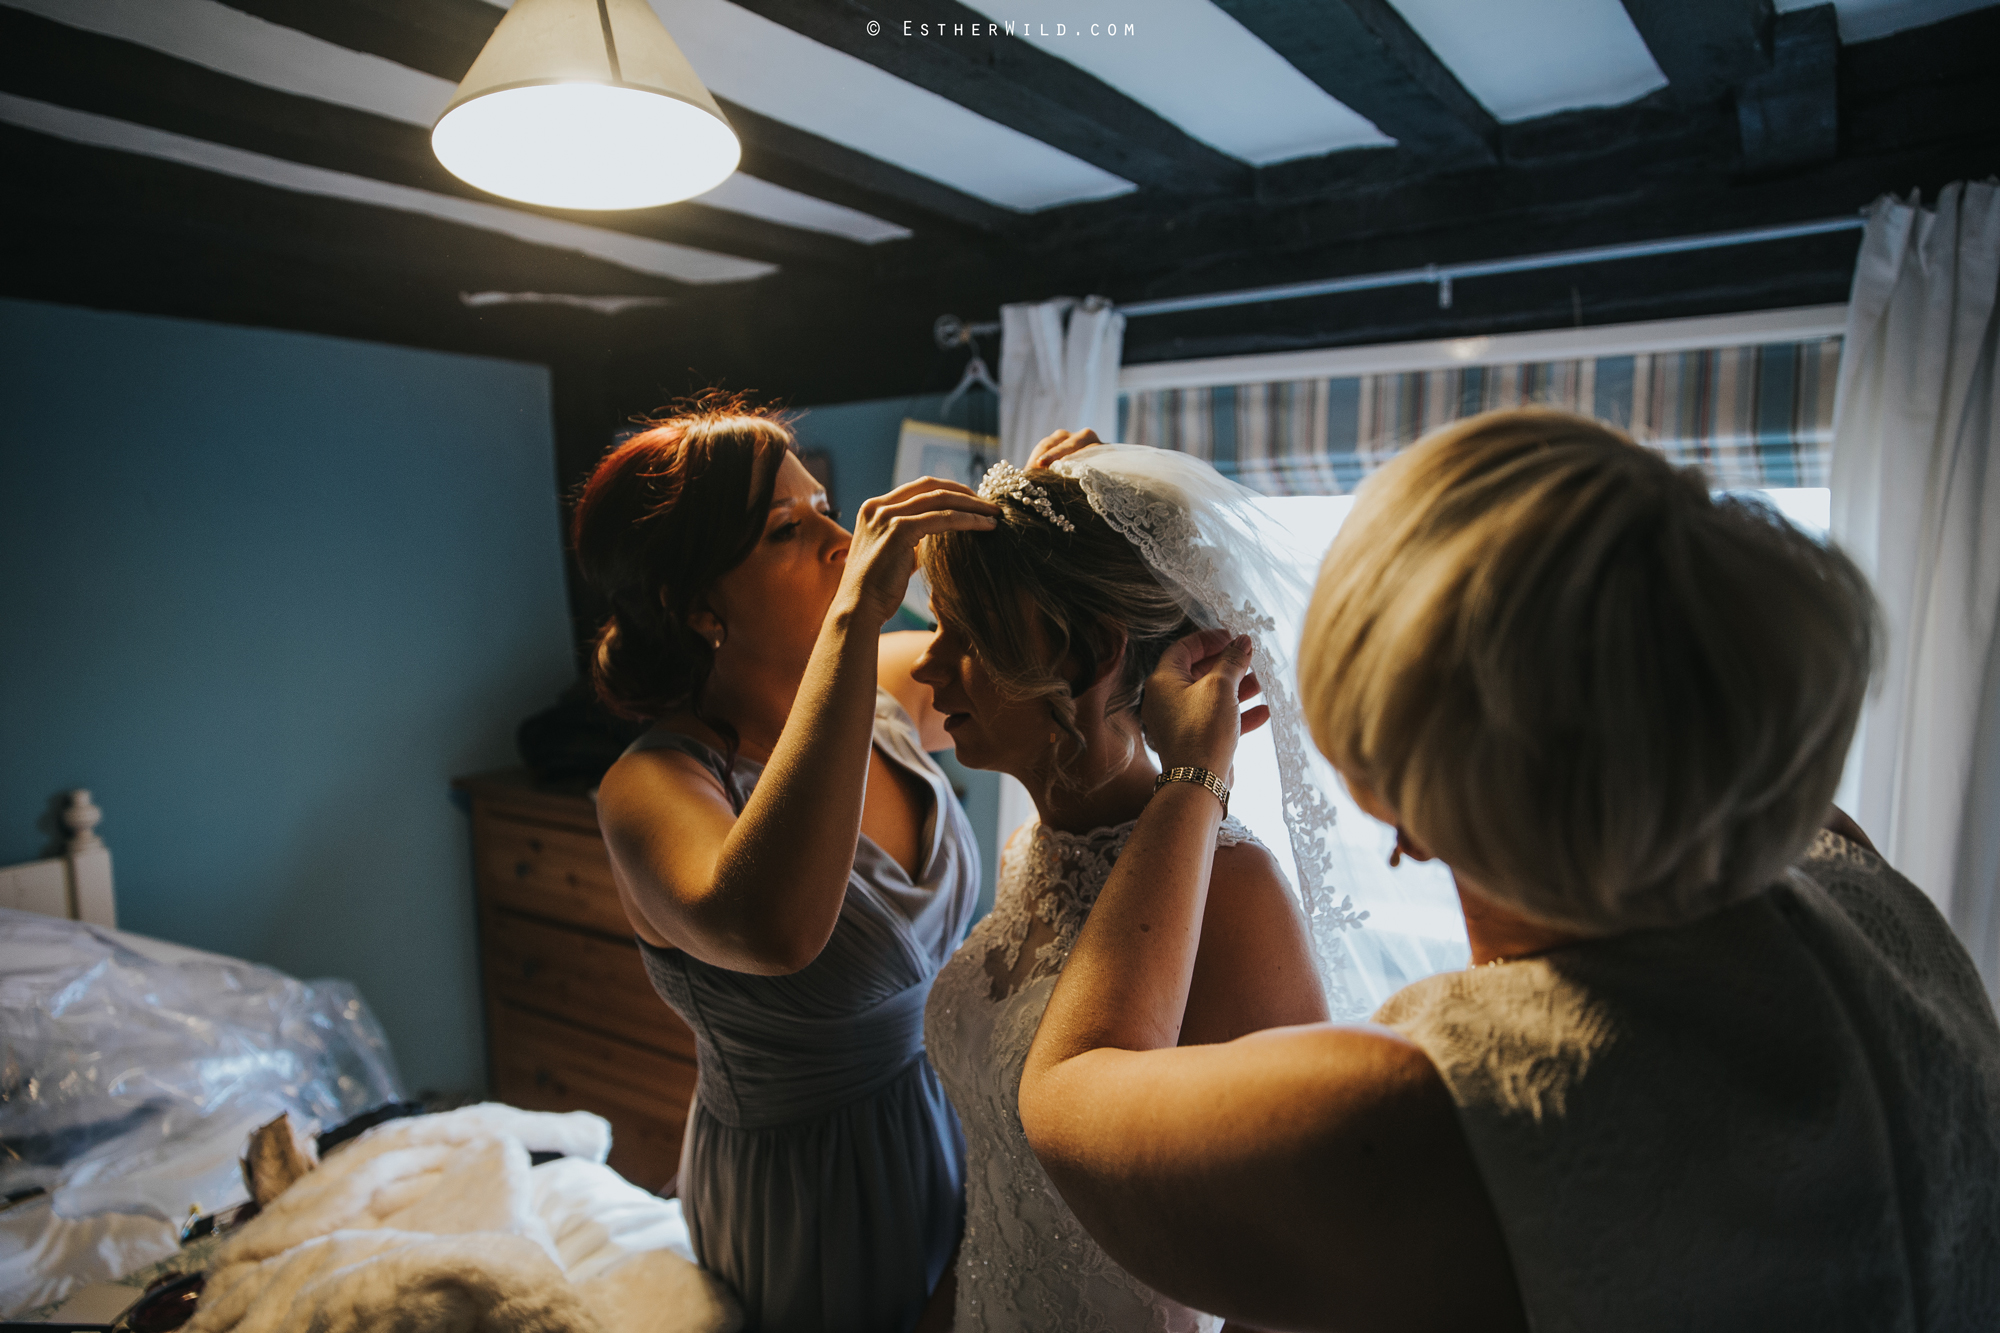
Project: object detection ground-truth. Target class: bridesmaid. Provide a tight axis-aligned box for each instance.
[572,397,995,1333]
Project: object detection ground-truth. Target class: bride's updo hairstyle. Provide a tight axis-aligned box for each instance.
[1301,408,1877,933]
[571,395,793,723]
[919,466,1194,784]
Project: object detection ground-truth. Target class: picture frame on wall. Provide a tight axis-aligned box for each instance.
[893,418,997,492]
[892,420,998,622]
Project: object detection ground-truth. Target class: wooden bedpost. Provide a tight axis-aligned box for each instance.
[64,790,116,928]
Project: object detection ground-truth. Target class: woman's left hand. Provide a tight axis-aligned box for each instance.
[1142,628,1268,777]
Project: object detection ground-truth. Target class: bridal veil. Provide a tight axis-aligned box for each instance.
[1047,444,1466,1017]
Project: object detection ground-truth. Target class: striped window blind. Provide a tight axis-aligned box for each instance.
[1120,337,1842,495]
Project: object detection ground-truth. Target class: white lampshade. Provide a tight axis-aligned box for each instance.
[433,0,740,211]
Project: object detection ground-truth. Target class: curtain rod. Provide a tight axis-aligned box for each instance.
[936,216,1864,344]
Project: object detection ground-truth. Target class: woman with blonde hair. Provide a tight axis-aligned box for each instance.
[1017,408,2000,1331]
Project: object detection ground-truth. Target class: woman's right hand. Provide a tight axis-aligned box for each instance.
[1026,428,1105,470]
[1142,629,1269,777]
[839,478,997,627]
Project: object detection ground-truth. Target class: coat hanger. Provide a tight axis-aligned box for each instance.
[941,340,999,417]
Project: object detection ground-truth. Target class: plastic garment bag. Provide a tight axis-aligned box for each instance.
[0,907,402,1313]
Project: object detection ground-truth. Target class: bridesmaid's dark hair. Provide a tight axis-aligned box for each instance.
[571,393,795,730]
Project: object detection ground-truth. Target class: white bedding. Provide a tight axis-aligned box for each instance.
[183,1104,739,1333]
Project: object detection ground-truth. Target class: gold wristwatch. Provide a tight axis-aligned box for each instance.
[1154,765,1229,817]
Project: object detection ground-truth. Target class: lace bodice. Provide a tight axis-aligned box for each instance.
[925,815,1253,1333]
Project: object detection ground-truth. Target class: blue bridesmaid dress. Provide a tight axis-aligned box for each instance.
[632,691,981,1333]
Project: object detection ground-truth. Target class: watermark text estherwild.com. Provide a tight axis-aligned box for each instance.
[866,20,1138,38]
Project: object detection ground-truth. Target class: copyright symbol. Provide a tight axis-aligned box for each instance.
[866,20,880,35]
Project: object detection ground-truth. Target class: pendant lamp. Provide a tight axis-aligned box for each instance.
[433,0,740,211]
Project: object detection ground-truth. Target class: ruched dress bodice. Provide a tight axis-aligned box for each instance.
[629,692,980,1333]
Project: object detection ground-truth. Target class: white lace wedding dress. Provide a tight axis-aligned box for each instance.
[925,815,1253,1333]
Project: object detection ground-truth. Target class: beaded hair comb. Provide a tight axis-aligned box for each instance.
[977,461,1076,533]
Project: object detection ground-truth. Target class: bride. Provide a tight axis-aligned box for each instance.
[912,433,1330,1331]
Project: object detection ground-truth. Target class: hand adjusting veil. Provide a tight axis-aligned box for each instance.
[1044,444,1446,1018]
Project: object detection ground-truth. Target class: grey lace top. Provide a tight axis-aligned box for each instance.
[1375,830,2000,1332]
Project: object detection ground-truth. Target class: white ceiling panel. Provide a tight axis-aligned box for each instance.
[0,91,776,282]
[954,0,1393,163]
[1386,0,1668,122]
[641,0,1135,210]
[1777,0,1995,41]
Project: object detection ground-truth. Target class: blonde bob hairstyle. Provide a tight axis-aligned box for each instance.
[919,467,1195,792]
[1300,409,1876,933]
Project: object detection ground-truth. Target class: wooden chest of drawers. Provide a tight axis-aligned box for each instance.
[455,769,696,1192]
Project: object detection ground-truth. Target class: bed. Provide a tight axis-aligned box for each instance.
[0,796,739,1332]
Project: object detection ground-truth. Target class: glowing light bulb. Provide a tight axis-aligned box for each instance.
[434,83,739,210]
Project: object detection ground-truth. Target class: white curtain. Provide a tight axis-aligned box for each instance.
[1830,180,2000,1002]
[998,296,1126,466]
[993,297,1127,844]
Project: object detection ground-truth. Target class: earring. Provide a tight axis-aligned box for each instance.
[1388,827,1408,869]
[708,623,728,652]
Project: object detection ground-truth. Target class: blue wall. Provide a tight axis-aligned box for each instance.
[0,299,576,1097]
[790,391,951,519]
[790,393,1002,914]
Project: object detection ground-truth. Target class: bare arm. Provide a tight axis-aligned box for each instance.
[1180,840,1328,1046]
[879,629,952,752]
[1022,1027,1519,1332]
[598,481,994,974]
[1018,630,1521,1330]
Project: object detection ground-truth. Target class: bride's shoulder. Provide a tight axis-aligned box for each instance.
[1214,815,1260,849]
[1209,831,1290,906]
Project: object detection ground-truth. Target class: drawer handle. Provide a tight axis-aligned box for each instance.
[515,860,532,878]
[528,838,543,853]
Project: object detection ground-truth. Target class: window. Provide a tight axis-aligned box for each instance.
[1227,484,1832,1007]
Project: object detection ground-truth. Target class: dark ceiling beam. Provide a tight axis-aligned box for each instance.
[1016,94,1736,278]
[1618,0,1775,105]
[1737,5,1839,175]
[1209,0,1497,162]
[723,0,1251,195]
[218,0,1014,237]
[213,0,502,75]
[0,7,873,273]
[1839,4,2000,157]
[3,124,699,296]
[0,124,709,369]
